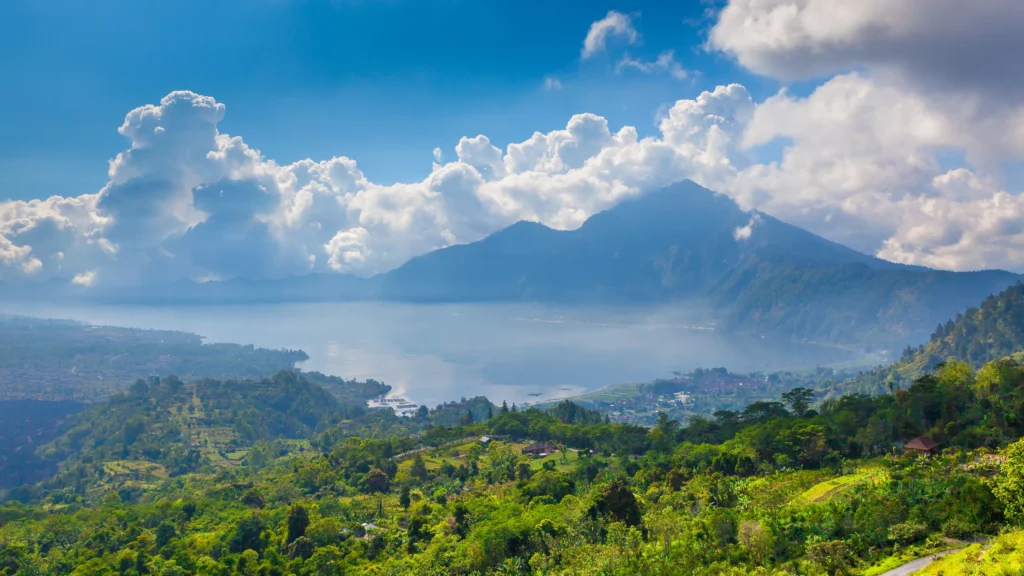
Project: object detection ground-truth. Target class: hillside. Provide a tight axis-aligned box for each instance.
[0,400,83,490]
[24,371,378,502]
[3,354,1024,574]
[0,316,309,401]
[833,282,1024,395]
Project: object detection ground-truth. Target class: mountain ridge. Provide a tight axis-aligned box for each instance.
[3,180,1019,347]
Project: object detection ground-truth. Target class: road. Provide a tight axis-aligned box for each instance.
[877,548,962,576]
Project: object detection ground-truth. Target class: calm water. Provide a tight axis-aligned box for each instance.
[3,302,852,407]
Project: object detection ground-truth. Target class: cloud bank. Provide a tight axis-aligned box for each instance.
[1,1,1023,286]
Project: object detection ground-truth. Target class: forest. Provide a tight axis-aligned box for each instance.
[1,354,1024,574]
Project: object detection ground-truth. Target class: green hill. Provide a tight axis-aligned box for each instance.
[833,282,1024,395]
[29,371,378,502]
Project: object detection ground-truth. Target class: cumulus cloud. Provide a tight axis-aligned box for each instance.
[71,269,97,287]
[708,0,1024,97]
[731,73,1024,271]
[708,0,1024,171]
[617,50,688,80]
[582,11,639,59]
[2,68,1024,286]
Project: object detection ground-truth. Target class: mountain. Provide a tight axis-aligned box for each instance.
[5,180,1018,347]
[378,180,1019,345]
[834,282,1024,395]
[378,181,885,303]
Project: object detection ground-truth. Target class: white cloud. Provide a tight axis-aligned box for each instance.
[733,215,759,241]
[708,0,1024,96]
[730,73,1024,271]
[543,76,563,91]
[581,11,639,60]
[71,269,97,287]
[617,50,688,80]
[325,227,370,272]
[2,68,1024,286]
[708,0,1024,172]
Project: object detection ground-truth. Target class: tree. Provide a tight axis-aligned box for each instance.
[287,535,314,560]
[286,504,309,544]
[806,538,854,575]
[417,405,429,419]
[453,502,470,538]
[400,485,411,509]
[155,521,176,548]
[241,489,265,509]
[781,387,815,417]
[994,438,1024,525]
[594,480,641,526]
[307,545,345,575]
[364,467,391,494]
[501,401,509,414]
[738,520,775,565]
[229,514,265,553]
[411,454,429,481]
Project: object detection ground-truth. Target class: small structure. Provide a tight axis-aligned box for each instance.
[479,436,491,444]
[904,436,938,455]
[522,441,558,457]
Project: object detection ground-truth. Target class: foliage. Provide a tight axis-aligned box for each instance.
[3,350,1024,574]
[835,282,1024,396]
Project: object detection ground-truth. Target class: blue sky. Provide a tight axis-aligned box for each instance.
[0,0,780,201]
[3,0,1021,281]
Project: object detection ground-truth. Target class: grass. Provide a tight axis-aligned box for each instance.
[555,382,644,405]
[792,464,882,505]
[916,531,1024,575]
[103,460,167,477]
[394,440,581,476]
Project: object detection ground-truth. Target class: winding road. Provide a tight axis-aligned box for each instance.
[877,548,962,576]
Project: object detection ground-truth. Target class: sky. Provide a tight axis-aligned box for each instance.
[2,0,1024,286]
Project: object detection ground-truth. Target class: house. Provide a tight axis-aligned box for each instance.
[904,436,938,454]
[479,436,491,444]
[522,441,558,457]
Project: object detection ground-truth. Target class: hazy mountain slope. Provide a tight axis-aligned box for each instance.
[833,282,1024,395]
[715,256,1019,344]
[379,181,884,303]
[379,180,1020,345]
[7,180,1018,347]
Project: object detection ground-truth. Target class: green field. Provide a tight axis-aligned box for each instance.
[792,464,882,505]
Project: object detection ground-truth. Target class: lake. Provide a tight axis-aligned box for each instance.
[2,302,854,407]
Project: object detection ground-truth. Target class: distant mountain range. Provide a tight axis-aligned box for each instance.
[4,180,1020,347]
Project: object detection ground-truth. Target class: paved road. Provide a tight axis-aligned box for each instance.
[878,548,962,576]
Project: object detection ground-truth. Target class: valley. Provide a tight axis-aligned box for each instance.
[2,283,1024,574]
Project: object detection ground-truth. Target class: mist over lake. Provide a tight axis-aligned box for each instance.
[2,302,854,407]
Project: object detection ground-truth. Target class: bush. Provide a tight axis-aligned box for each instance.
[887,521,928,545]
